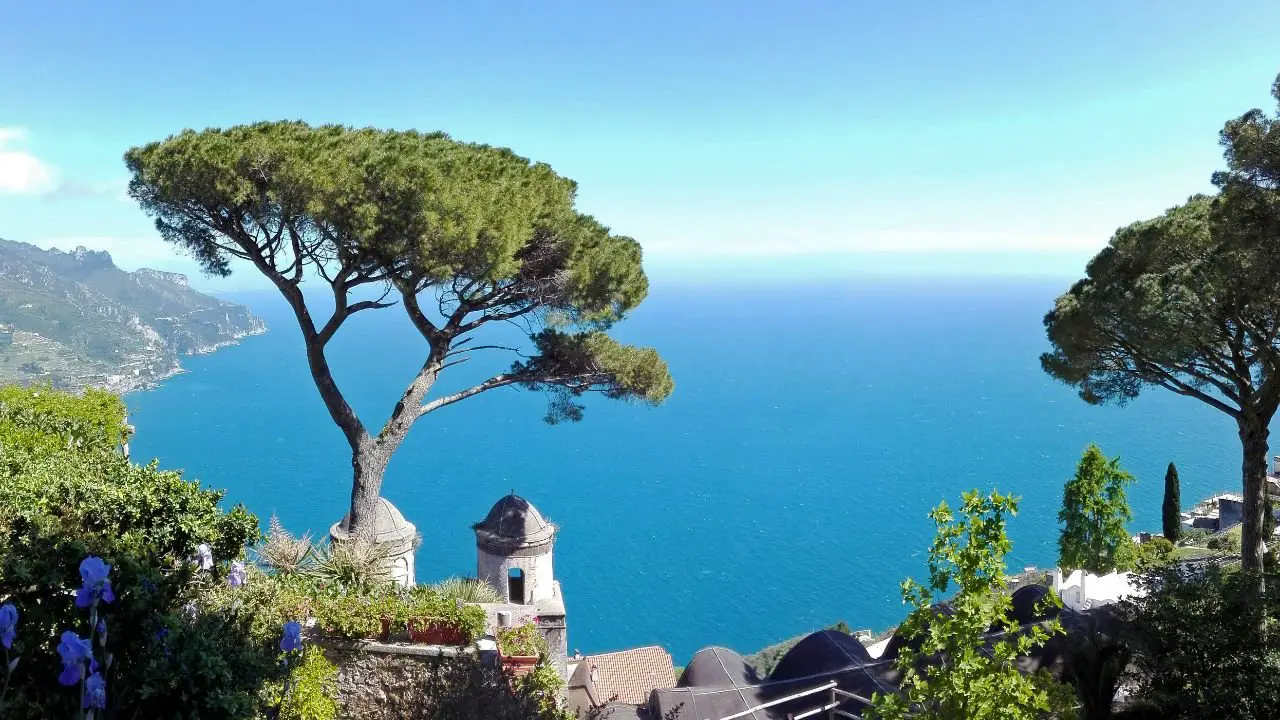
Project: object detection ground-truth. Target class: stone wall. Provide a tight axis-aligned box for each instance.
[316,638,485,720]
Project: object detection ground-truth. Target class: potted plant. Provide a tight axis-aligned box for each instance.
[313,590,382,640]
[497,621,547,677]
[405,589,467,644]
[372,591,405,642]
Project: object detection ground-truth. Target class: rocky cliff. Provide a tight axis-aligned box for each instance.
[0,238,266,393]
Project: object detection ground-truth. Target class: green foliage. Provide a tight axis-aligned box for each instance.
[1207,532,1241,554]
[311,589,385,639]
[256,514,314,576]
[513,660,568,717]
[0,382,128,457]
[1177,527,1212,545]
[1131,537,1175,573]
[402,585,488,642]
[275,647,340,720]
[1162,463,1181,542]
[514,330,674,423]
[1041,72,1280,578]
[1122,567,1280,719]
[868,490,1074,720]
[497,622,548,657]
[125,598,285,719]
[306,583,486,644]
[432,576,502,604]
[124,122,673,425]
[1058,445,1135,575]
[306,538,394,593]
[0,385,265,718]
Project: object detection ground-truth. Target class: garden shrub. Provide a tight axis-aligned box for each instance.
[269,646,340,720]
[0,383,128,458]
[1131,537,1175,572]
[1121,566,1280,719]
[498,622,549,657]
[0,384,266,718]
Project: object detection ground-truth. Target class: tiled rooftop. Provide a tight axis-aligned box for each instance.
[570,646,677,706]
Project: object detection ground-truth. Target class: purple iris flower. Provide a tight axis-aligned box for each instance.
[56,631,92,686]
[229,561,248,588]
[280,621,302,652]
[74,556,115,608]
[83,671,107,709]
[0,603,17,650]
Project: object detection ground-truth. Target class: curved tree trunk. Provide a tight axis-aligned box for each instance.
[1237,414,1270,601]
[347,443,391,540]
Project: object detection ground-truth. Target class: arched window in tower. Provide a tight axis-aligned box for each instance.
[508,567,525,604]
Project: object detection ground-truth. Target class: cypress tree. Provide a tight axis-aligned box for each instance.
[1162,462,1181,542]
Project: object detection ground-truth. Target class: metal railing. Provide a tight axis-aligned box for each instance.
[706,680,873,720]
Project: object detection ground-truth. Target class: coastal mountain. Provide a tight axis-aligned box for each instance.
[0,238,266,393]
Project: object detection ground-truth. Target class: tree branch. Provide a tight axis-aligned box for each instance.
[417,374,523,417]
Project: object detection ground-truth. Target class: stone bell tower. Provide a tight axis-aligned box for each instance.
[475,493,568,678]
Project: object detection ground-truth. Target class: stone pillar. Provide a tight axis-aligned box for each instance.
[538,609,568,682]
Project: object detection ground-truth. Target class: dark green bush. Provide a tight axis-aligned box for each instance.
[1121,566,1280,719]
[0,385,265,718]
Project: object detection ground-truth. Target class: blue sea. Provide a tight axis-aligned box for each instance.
[126,278,1246,664]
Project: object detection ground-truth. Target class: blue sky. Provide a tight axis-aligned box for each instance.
[2,1,1279,289]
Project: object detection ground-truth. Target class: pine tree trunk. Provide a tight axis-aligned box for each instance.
[346,441,391,540]
[1237,414,1269,601]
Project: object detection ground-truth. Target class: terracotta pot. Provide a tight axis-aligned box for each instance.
[377,617,393,642]
[501,654,539,678]
[407,619,466,645]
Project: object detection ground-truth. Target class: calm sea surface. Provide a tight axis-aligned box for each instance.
[127,278,1248,663]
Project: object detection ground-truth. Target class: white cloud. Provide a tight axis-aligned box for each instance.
[0,127,56,195]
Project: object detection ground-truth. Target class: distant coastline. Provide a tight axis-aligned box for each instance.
[116,325,269,395]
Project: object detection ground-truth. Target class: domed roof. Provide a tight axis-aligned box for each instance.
[475,493,556,552]
[330,497,418,545]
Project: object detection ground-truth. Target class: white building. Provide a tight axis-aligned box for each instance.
[1051,568,1143,612]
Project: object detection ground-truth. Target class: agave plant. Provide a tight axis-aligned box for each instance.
[308,538,394,592]
[254,515,313,576]
[432,576,502,604]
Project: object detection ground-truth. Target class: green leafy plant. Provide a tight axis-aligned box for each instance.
[868,489,1075,720]
[0,383,129,458]
[0,385,263,718]
[402,587,487,645]
[271,646,339,720]
[311,589,383,640]
[1132,537,1175,573]
[498,622,548,658]
[433,576,502,604]
[514,659,566,715]
[1122,566,1280,719]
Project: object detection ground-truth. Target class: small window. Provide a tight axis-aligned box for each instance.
[508,567,525,604]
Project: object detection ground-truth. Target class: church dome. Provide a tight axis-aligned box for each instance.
[475,493,557,552]
[330,497,418,546]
